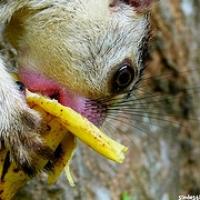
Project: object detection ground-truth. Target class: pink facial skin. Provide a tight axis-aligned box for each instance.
[19,69,106,126]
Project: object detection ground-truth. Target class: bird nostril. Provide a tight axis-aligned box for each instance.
[16,81,26,92]
[49,92,60,101]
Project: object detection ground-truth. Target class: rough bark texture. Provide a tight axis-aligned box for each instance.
[5,1,200,200]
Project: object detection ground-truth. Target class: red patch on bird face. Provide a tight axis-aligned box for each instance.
[128,0,152,8]
[110,0,153,12]
[19,68,106,126]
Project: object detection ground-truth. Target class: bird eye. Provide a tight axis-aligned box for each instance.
[112,63,135,92]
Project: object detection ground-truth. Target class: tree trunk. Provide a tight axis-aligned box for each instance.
[14,1,200,200]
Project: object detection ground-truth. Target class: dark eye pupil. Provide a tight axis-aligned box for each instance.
[113,65,134,92]
[117,68,132,87]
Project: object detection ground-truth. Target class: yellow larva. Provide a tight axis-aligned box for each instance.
[0,90,128,200]
[27,91,128,163]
